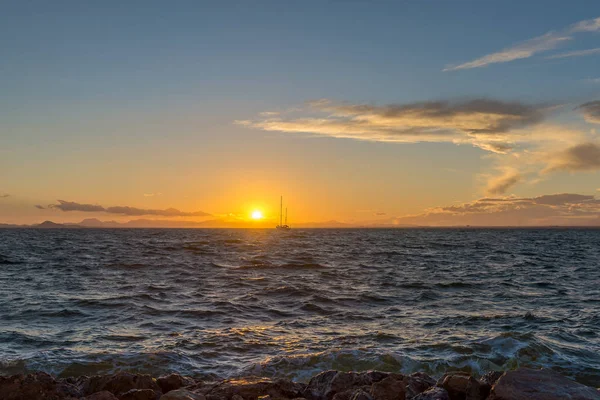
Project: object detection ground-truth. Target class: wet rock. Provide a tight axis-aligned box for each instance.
[84,392,120,400]
[488,368,600,400]
[79,372,161,397]
[477,371,503,399]
[157,375,196,394]
[350,389,373,400]
[0,371,82,400]
[203,376,305,400]
[411,387,450,400]
[119,388,160,400]
[370,375,406,400]
[404,373,436,399]
[305,371,390,400]
[159,390,206,400]
[478,371,503,388]
[435,372,484,400]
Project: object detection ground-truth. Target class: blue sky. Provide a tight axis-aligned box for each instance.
[2,1,600,225]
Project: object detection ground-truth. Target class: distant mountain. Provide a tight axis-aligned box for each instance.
[36,221,80,229]
[77,218,122,228]
[3,218,594,229]
[0,218,357,229]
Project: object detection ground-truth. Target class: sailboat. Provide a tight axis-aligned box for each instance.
[276,196,291,230]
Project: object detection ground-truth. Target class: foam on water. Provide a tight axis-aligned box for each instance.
[0,228,599,386]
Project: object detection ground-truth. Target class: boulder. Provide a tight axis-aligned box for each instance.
[305,371,390,400]
[411,387,450,400]
[157,375,196,394]
[404,373,436,399]
[119,388,161,400]
[477,371,503,399]
[0,371,82,400]
[79,372,161,397]
[478,371,503,388]
[202,376,305,400]
[370,375,406,400]
[350,389,374,400]
[84,392,120,400]
[435,372,483,400]
[488,368,600,400]
[159,389,206,400]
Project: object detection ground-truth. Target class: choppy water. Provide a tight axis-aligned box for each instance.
[0,228,599,386]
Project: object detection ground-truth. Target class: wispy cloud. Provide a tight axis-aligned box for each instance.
[576,101,600,124]
[238,98,549,154]
[444,16,600,70]
[571,17,600,32]
[486,169,522,195]
[543,142,600,172]
[34,205,46,209]
[394,193,600,226]
[47,200,210,217]
[444,33,571,71]
[0,194,9,198]
[546,47,600,59]
[143,192,163,197]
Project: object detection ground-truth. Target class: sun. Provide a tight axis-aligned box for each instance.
[251,210,264,220]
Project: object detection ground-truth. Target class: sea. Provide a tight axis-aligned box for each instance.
[0,228,599,386]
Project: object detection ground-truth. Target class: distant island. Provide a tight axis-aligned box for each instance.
[0,218,415,229]
[2,218,600,229]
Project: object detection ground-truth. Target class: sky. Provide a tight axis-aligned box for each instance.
[2,1,600,226]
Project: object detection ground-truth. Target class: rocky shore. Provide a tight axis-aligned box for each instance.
[1,368,599,400]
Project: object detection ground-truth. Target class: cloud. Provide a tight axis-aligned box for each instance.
[143,192,163,197]
[576,101,600,124]
[544,142,600,172]
[571,17,600,32]
[239,98,549,153]
[486,170,522,195]
[546,47,600,59]
[51,200,105,212]
[48,200,210,217]
[445,16,600,70]
[444,32,571,71]
[393,193,600,226]
[0,194,9,198]
[34,205,46,209]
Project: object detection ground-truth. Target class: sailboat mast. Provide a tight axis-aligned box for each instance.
[285,207,288,225]
[280,196,283,226]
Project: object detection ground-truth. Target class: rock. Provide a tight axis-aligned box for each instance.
[305,371,390,400]
[488,368,600,400]
[159,389,206,400]
[411,387,450,400]
[157,375,196,394]
[404,373,436,399]
[203,376,305,400]
[84,392,119,400]
[350,389,373,400]
[79,372,161,397]
[477,371,503,399]
[119,388,160,400]
[478,371,503,388]
[370,376,406,400]
[435,372,483,400]
[0,371,82,400]
[231,396,244,400]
